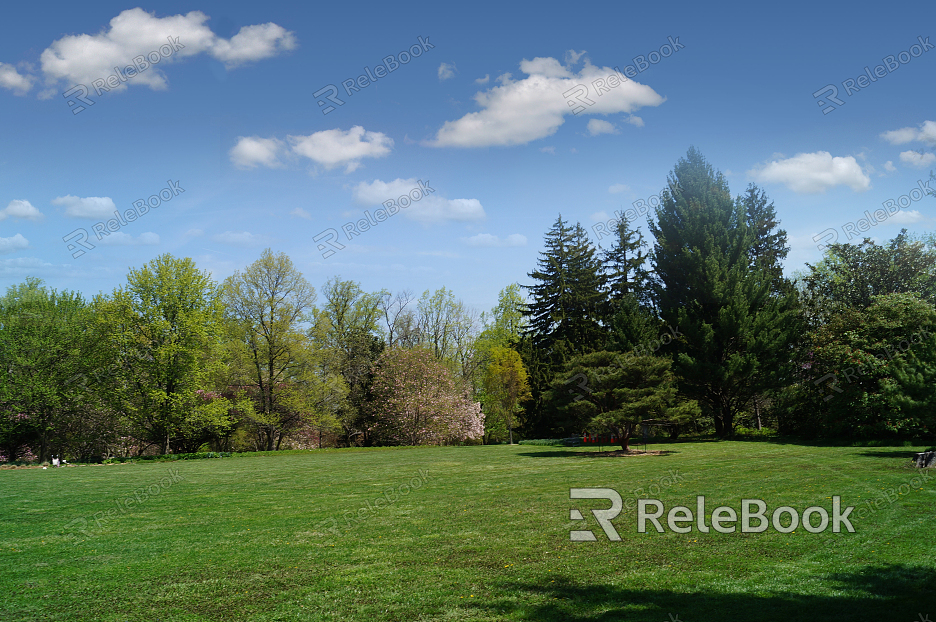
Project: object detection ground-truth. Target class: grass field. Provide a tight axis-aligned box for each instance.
[2,441,935,621]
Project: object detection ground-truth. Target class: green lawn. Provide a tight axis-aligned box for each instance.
[2,441,934,621]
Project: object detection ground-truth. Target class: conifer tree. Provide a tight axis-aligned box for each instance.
[649,148,798,437]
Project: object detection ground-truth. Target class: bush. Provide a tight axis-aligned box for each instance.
[734,426,780,439]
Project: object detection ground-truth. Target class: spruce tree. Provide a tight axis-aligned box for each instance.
[648,148,798,437]
[600,216,650,316]
[522,216,607,435]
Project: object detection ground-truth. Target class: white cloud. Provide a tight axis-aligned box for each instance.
[231,127,392,173]
[587,119,618,136]
[475,74,490,84]
[98,231,159,245]
[288,126,392,173]
[0,234,29,254]
[608,183,630,194]
[0,200,43,221]
[212,231,268,246]
[899,150,936,168]
[209,22,297,68]
[229,136,285,168]
[590,211,610,221]
[888,209,927,225]
[0,63,34,95]
[38,8,296,91]
[880,120,936,145]
[290,207,312,220]
[748,152,871,193]
[425,52,665,147]
[352,178,485,224]
[438,62,456,81]
[183,228,203,237]
[52,195,117,218]
[540,146,556,155]
[464,233,527,247]
[625,115,644,127]
[884,161,897,172]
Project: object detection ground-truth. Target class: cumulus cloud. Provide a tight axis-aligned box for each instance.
[183,228,203,238]
[888,209,928,225]
[0,200,43,221]
[352,178,485,224]
[624,115,644,127]
[98,231,159,245]
[464,233,526,247]
[289,126,392,173]
[475,74,490,84]
[425,52,665,147]
[230,126,392,173]
[229,137,285,169]
[0,234,29,254]
[438,62,456,81]
[899,150,936,168]
[884,161,897,172]
[212,230,268,246]
[540,146,556,155]
[0,63,34,95]
[36,8,295,93]
[880,120,936,145]
[608,183,630,194]
[748,152,871,193]
[290,207,312,220]
[52,195,117,218]
[587,119,618,136]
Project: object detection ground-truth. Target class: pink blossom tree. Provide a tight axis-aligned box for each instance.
[369,347,483,445]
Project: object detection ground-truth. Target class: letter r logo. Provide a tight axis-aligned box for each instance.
[570,488,622,541]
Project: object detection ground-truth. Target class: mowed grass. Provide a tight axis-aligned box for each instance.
[2,441,935,621]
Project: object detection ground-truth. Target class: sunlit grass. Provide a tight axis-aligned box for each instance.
[1,441,934,621]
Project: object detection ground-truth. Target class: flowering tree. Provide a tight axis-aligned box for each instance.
[369,347,483,445]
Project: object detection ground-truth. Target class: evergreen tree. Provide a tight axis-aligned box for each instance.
[522,216,607,435]
[549,351,700,450]
[739,184,789,284]
[600,216,651,316]
[525,216,606,360]
[648,148,799,437]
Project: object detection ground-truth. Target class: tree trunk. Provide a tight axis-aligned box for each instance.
[669,424,680,440]
[915,451,936,468]
[620,433,630,451]
[39,430,49,464]
[754,396,762,430]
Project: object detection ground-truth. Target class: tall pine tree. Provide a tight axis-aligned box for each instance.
[522,216,606,435]
[649,148,798,437]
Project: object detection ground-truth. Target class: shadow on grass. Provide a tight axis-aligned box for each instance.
[466,564,934,621]
[517,450,679,459]
[857,449,926,461]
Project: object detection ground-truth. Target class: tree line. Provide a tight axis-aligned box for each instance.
[2,147,934,461]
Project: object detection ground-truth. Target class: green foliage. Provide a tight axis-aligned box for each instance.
[548,350,699,448]
[800,230,936,328]
[96,254,231,454]
[649,147,799,437]
[481,345,532,444]
[223,249,342,451]
[600,215,651,313]
[787,292,936,440]
[522,216,607,435]
[0,278,104,462]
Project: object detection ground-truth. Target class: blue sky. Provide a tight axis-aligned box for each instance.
[1,0,934,312]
